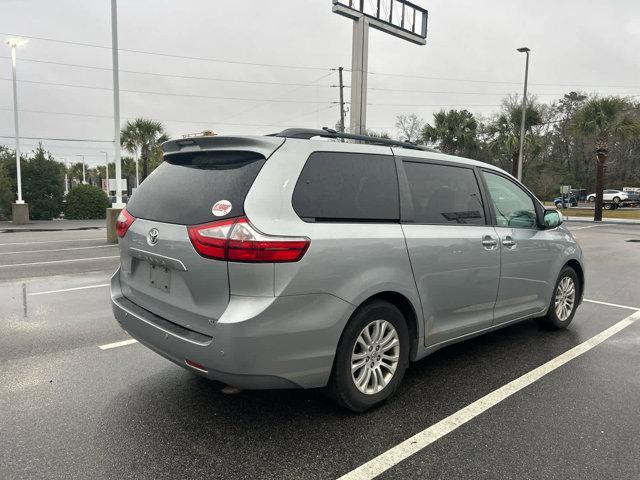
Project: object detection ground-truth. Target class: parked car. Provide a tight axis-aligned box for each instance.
[586,189,629,203]
[111,129,584,412]
[553,195,578,208]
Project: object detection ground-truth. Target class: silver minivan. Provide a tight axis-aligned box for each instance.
[111,128,584,411]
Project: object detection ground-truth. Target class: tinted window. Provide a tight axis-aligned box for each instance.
[292,152,399,222]
[483,171,537,228]
[403,161,485,225]
[126,150,265,225]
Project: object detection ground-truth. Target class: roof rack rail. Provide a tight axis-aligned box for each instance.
[270,127,438,152]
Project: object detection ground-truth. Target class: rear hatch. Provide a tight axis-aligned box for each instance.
[118,136,284,336]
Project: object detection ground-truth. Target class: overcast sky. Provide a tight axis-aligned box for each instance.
[1,0,640,166]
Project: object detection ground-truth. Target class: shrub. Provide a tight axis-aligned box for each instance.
[64,184,109,219]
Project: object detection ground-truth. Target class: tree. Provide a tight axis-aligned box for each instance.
[366,129,391,139]
[395,114,424,143]
[21,145,66,220]
[571,97,640,221]
[0,161,13,220]
[121,118,169,182]
[422,109,479,156]
[484,96,544,177]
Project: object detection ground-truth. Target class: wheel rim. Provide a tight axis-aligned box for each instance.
[351,319,400,395]
[554,276,576,321]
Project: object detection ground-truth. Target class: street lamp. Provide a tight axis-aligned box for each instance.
[100,150,110,193]
[516,46,530,182]
[7,38,25,205]
[61,158,69,195]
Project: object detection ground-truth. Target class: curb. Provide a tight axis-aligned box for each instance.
[0,226,106,233]
[562,217,640,226]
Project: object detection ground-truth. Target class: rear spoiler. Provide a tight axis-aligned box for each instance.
[162,135,285,159]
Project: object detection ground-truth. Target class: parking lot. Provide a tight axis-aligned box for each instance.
[1,222,639,480]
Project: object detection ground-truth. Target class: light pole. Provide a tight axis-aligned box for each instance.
[100,150,109,193]
[516,46,530,182]
[61,158,69,195]
[134,149,139,189]
[8,39,25,206]
[111,0,123,207]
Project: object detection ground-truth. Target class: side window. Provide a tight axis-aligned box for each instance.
[403,161,485,225]
[483,171,537,228]
[292,152,399,222]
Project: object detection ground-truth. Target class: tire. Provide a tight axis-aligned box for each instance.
[613,196,621,204]
[538,266,580,330]
[327,300,410,412]
[588,196,595,202]
[555,202,562,209]
[604,203,613,210]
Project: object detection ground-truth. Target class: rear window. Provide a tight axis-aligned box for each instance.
[292,152,399,222]
[126,150,265,225]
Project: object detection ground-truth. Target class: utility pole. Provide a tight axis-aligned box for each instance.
[516,47,530,182]
[100,151,109,193]
[81,155,86,184]
[338,66,346,133]
[111,0,123,207]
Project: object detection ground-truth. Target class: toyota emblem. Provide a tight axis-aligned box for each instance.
[147,228,159,246]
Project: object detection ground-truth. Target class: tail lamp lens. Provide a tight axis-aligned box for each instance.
[188,217,309,263]
[116,208,135,238]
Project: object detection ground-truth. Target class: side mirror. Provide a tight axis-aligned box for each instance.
[543,209,562,228]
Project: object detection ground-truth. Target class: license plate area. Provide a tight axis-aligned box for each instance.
[150,265,171,293]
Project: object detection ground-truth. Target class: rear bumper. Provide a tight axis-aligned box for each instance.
[110,268,354,389]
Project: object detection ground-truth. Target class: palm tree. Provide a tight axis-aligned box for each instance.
[571,97,640,221]
[422,109,479,156]
[485,99,543,176]
[120,118,169,183]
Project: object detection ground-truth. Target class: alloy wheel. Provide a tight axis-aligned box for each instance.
[554,276,576,321]
[351,319,400,395]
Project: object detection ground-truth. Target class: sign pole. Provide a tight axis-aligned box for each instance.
[349,16,369,136]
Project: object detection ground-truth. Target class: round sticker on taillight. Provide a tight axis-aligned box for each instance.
[212,200,232,217]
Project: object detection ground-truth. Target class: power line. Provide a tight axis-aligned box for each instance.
[0,31,334,71]
[367,70,640,89]
[0,105,337,129]
[367,86,640,96]
[4,32,638,90]
[0,135,112,143]
[0,77,337,104]
[0,56,336,88]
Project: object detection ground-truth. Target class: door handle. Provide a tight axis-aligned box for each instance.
[482,235,498,250]
[502,236,517,248]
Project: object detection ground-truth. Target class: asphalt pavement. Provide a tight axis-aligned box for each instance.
[1,222,639,479]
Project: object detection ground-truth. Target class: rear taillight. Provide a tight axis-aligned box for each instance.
[188,217,310,263]
[116,208,135,238]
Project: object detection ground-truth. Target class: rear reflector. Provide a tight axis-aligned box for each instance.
[116,208,135,238]
[185,359,208,373]
[188,217,310,263]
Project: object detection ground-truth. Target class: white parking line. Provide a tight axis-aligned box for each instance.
[0,256,119,268]
[28,283,110,296]
[338,309,640,480]
[0,237,103,246]
[98,339,138,350]
[568,225,606,230]
[583,298,639,311]
[0,245,115,255]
